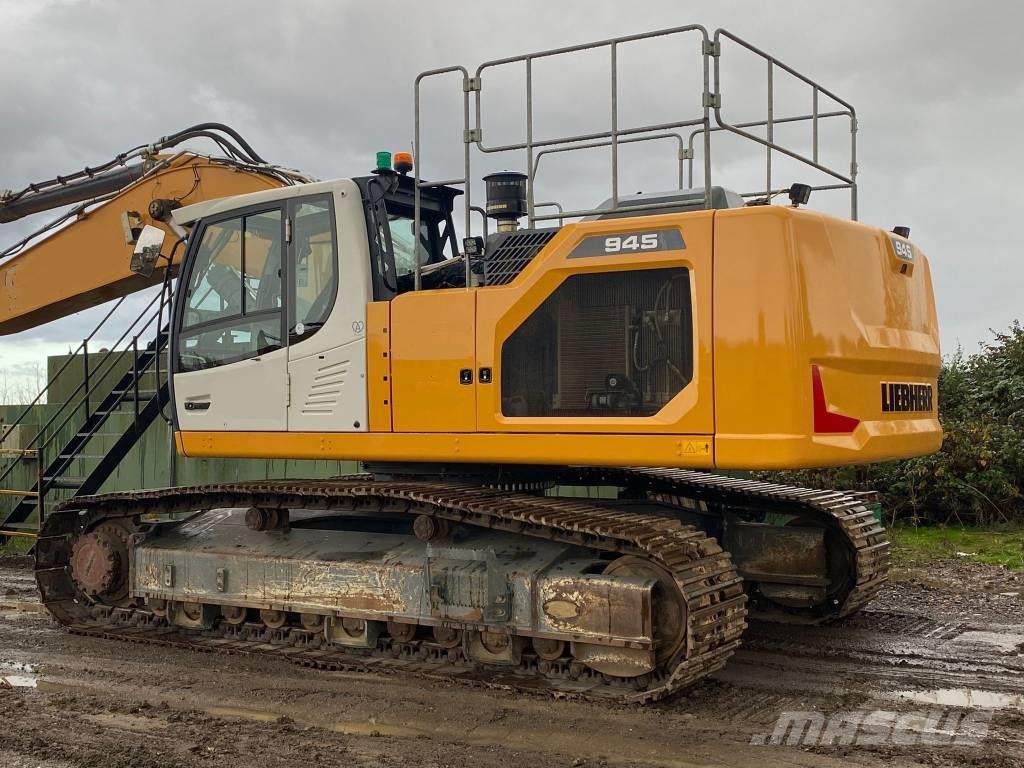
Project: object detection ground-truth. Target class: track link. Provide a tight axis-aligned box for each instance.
[34,478,748,704]
[561,468,890,622]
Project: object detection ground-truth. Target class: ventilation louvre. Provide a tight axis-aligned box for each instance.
[482,229,558,286]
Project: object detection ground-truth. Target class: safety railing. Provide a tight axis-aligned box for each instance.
[711,29,858,218]
[0,295,127,450]
[0,286,172,535]
[412,24,858,286]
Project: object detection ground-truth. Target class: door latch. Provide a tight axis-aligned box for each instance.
[459,368,473,385]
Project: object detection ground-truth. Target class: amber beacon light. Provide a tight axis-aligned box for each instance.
[393,152,414,175]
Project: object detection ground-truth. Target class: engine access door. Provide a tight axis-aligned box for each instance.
[173,204,288,431]
[476,213,715,442]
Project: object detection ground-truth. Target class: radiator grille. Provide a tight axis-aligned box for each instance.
[500,268,693,418]
[482,229,557,286]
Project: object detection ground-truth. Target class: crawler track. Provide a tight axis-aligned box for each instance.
[563,468,891,622]
[34,478,748,704]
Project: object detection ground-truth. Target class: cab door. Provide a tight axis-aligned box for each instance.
[286,189,370,432]
[173,205,288,431]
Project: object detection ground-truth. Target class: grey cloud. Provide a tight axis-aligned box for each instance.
[1,0,1021,359]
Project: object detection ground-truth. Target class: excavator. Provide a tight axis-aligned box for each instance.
[0,26,940,703]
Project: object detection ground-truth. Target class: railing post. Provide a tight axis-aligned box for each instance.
[525,57,536,226]
[36,443,44,532]
[812,86,819,164]
[155,319,162,409]
[766,60,773,200]
[132,336,140,421]
[82,338,90,422]
[610,41,619,210]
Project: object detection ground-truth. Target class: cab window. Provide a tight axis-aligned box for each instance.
[178,207,283,372]
[377,202,456,289]
[289,196,338,341]
[385,213,432,278]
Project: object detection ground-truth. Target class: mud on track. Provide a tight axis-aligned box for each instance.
[1,555,1022,768]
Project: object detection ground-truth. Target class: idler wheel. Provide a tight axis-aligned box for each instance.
[69,522,130,599]
[603,556,687,664]
[245,507,288,532]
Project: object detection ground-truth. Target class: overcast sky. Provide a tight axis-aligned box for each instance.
[1,0,1021,399]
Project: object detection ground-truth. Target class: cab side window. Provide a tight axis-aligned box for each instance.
[289,196,338,342]
[178,207,283,372]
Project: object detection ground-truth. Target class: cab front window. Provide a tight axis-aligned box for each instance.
[178,207,284,372]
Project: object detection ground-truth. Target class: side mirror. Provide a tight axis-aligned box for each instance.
[130,225,166,277]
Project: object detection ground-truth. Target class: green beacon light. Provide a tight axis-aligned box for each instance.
[375,151,392,172]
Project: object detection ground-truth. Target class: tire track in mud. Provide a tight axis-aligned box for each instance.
[716,608,1024,722]
[2,560,1023,768]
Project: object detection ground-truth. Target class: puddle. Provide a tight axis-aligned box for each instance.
[205,705,427,738]
[942,631,1024,654]
[205,705,280,723]
[332,720,430,738]
[0,660,38,688]
[198,704,705,766]
[892,688,1024,710]
[83,712,169,733]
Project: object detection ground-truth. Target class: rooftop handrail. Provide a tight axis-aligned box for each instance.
[470,25,712,223]
[532,132,688,194]
[711,28,858,218]
[684,110,851,190]
[412,23,859,283]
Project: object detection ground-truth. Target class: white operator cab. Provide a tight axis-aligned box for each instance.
[168,171,465,435]
[171,179,370,433]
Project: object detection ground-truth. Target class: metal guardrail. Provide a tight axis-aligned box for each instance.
[0,286,171,535]
[0,295,127,450]
[412,25,858,288]
[711,29,857,218]
[0,290,165,486]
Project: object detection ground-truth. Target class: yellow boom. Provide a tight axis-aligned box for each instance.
[0,153,289,335]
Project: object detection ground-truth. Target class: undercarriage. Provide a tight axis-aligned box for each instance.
[35,468,888,704]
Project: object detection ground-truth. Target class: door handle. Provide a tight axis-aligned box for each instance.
[184,401,211,411]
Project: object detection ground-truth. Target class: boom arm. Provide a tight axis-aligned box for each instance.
[0,153,292,335]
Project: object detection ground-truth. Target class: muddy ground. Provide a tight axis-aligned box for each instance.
[1,554,1022,768]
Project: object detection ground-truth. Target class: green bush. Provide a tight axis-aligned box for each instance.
[761,321,1024,525]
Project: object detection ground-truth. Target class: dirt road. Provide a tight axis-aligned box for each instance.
[1,554,1022,768]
